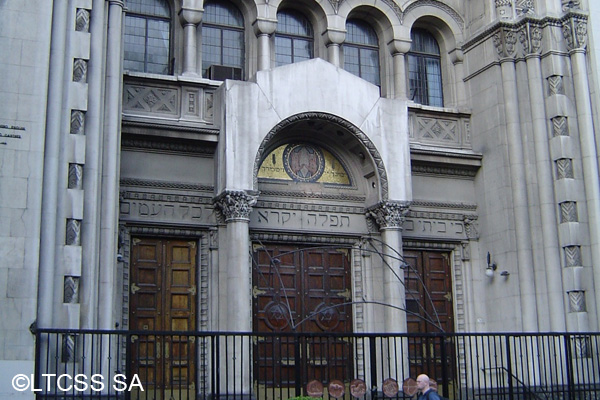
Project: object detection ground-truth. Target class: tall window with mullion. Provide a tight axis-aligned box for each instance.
[275,10,313,66]
[124,0,171,74]
[343,19,380,86]
[408,29,443,107]
[202,1,245,78]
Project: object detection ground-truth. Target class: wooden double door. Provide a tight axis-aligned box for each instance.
[403,250,455,387]
[129,238,197,399]
[252,244,353,388]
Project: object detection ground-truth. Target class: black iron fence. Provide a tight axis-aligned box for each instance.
[32,329,600,400]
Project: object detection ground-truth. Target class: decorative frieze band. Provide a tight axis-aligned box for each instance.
[213,191,257,222]
[366,201,411,230]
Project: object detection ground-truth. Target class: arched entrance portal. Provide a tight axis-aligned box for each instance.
[249,114,386,394]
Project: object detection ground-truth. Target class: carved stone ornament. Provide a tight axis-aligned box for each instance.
[366,201,410,230]
[463,215,479,240]
[515,0,535,16]
[495,0,513,21]
[562,0,581,12]
[213,191,257,222]
[563,17,588,51]
[328,0,344,13]
[519,22,543,56]
[495,27,519,59]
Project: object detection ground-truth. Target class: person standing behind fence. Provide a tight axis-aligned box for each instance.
[417,374,441,400]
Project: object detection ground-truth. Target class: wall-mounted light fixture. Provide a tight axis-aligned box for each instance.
[486,252,497,277]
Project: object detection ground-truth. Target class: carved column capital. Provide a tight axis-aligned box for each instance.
[519,21,543,57]
[562,14,588,51]
[366,201,410,230]
[493,26,519,59]
[213,191,257,222]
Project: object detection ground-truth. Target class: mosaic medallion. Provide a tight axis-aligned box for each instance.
[283,143,325,182]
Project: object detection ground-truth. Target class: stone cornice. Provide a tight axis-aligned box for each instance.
[257,189,366,203]
[120,178,214,192]
[121,136,216,156]
[462,12,587,53]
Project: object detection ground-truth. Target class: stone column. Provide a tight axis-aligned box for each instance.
[367,201,410,382]
[449,48,466,107]
[493,26,538,331]
[213,190,256,395]
[367,201,410,333]
[253,18,277,71]
[98,0,124,331]
[37,0,69,329]
[179,1,203,75]
[520,22,567,331]
[323,29,346,67]
[564,15,600,330]
[388,39,412,99]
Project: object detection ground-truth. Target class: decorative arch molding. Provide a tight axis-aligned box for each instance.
[401,0,464,32]
[252,112,390,201]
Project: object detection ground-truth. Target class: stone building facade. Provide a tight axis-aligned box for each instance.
[2,0,600,397]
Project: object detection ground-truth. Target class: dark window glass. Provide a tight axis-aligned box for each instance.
[275,10,313,66]
[408,29,443,107]
[124,0,171,74]
[202,1,244,78]
[343,19,380,86]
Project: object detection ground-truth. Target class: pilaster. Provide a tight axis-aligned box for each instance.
[562,12,599,331]
[520,20,567,331]
[494,24,539,331]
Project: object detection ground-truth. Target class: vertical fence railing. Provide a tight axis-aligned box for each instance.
[32,330,600,400]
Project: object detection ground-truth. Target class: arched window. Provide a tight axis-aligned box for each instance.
[408,29,443,107]
[275,10,313,66]
[124,0,171,74]
[343,19,380,86]
[202,1,245,79]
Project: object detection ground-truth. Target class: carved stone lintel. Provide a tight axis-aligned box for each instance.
[213,191,257,222]
[366,201,411,230]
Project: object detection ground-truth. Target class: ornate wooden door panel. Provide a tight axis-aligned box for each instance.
[252,244,353,387]
[130,238,197,399]
[404,250,454,384]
